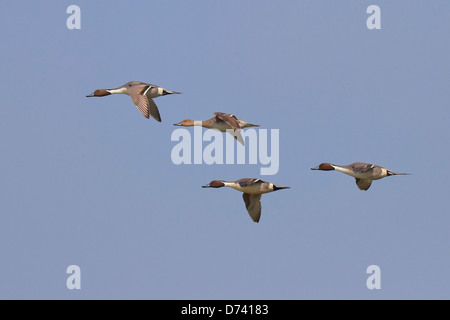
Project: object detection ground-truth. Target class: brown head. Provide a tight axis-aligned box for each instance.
[311,163,335,171]
[173,119,195,127]
[86,89,111,97]
[202,180,225,188]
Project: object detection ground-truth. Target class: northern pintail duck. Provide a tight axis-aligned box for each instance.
[174,112,259,145]
[311,162,408,190]
[202,178,289,223]
[86,81,180,121]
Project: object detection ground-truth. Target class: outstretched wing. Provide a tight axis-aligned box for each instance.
[214,112,240,129]
[355,178,372,191]
[127,85,150,119]
[226,129,245,146]
[242,193,262,223]
[146,97,162,122]
[353,163,375,173]
[237,178,262,188]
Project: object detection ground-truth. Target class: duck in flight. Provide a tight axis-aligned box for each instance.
[86,81,180,122]
[311,162,408,190]
[202,178,289,222]
[174,112,259,145]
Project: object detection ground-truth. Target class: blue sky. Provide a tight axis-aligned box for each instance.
[1,1,449,299]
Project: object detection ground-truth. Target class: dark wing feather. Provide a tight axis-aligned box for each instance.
[237,178,261,188]
[353,163,375,173]
[147,97,162,122]
[214,112,240,129]
[242,193,262,223]
[355,178,372,191]
[127,86,150,119]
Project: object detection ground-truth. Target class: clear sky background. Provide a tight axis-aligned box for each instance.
[1,1,449,299]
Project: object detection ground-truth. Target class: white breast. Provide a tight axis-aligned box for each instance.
[108,87,129,95]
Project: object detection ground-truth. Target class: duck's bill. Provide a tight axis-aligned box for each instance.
[173,122,183,126]
[86,92,95,97]
[202,184,211,188]
[310,166,320,170]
